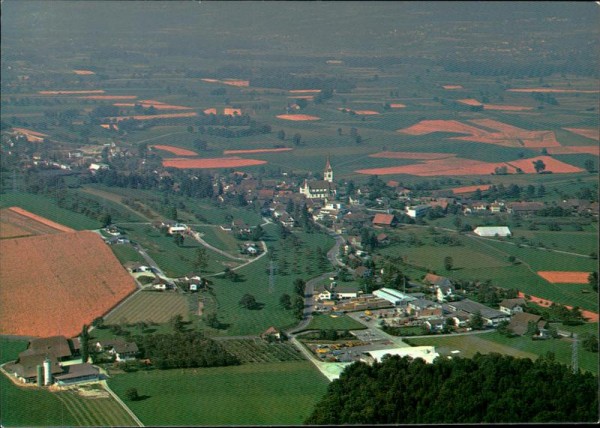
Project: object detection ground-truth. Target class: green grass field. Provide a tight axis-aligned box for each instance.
[54,388,137,427]
[107,361,330,426]
[204,226,335,336]
[0,192,100,230]
[301,313,368,332]
[109,243,147,265]
[121,223,237,277]
[196,225,245,256]
[407,331,598,375]
[103,291,190,325]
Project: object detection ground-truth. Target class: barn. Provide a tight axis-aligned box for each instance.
[473,226,511,237]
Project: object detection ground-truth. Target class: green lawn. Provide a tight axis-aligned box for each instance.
[0,192,100,230]
[108,361,330,426]
[204,227,335,336]
[109,243,147,265]
[195,225,244,256]
[121,223,237,277]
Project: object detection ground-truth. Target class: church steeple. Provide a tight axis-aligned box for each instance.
[324,155,333,182]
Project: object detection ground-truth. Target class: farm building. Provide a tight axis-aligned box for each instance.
[445,299,510,327]
[406,205,430,218]
[54,363,100,386]
[95,339,139,361]
[372,213,398,227]
[508,312,547,336]
[473,226,511,237]
[5,336,99,386]
[373,288,416,306]
[499,298,527,315]
[361,346,439,365]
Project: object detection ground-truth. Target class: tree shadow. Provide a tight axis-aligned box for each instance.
[135,395,151,401]
[249,302,265,310]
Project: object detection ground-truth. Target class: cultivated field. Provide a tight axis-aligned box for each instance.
[218,338,305,364]
[0,230,136,337]
[150,144,198,156]
[537,271,591,284]
[162,157,267,169]
[104,291,190,325]
[108,361,329,426]
[0,207,74,238]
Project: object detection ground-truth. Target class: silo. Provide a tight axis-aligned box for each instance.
[36,365,43,387]
[43,358,52,386]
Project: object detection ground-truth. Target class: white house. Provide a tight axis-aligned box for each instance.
[473,226,511,237]
[406,205,430,218]
[168,223,188,235]
[499,298,527,315]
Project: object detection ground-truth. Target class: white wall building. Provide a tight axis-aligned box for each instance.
[473,226,511,237]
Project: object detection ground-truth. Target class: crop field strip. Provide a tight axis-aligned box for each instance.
[220,338,305,364]
[55,389,137,427]
[104,291,190,325]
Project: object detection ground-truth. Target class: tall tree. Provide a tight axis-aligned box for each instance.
[444,256,454,271]
[193,248,209,271]
[532,159,546,173]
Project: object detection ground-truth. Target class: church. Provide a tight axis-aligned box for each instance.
[299,157,336,200]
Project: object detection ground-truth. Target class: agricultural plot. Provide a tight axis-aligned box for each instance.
[408,331,598,375]
[0,193,100,230]
[0,207,73,238]
[104,291,190,325]
[54,387,137,427]
[301,313,368,332]
[196,225,246,256]
[109,243,147,265]
[108,361,329,426]
[218,338,305,364]
[0,230,137,337]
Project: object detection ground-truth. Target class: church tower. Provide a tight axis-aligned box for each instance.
[324,155,333,183]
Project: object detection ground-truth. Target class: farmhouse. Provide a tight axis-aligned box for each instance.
[54,363,100,386]
[473,226,511,237]
[372,213,398,227]
[424,273,452,288]
[499,298,527,315]
[95,339,139,361]
[508,312,547,336]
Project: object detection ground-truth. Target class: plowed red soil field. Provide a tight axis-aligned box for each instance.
[151,145,198,156]
[451,184,492,194]
[39,90,105,95]
[73,70,95,75]
[0,231,136,337]
[537,271,590,284]
[563,128,599,141]
[203,108,217,115]
[352,110,380,115]
[505,156,583,174]
[518,292,598,322]
[356,155,581,176]
[389,103,406,108]
[276,114,321,121]
[163,157,266,169]
[0,207,74,238]
[508,88,599,93]
[223,148,293,155]
[399,119,560,148]
[79,95,138,100]
[109,112,198,122]
[7,207,75,233]
[288,89,321,93]
[546,146,600,156]
[442,85,463,89]
[224,108,242,116]
[370,151,455,160]
[222,80,249,87]
[457,99,533,111]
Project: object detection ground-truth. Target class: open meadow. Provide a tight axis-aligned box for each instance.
[108,361,330,426]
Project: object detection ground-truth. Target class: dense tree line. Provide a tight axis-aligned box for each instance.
[305,353,598,424]
[137,331,239,370]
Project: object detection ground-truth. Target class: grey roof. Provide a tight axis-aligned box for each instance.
[21,336,72,359]
[447,299,506,320]
[54,363,99,381]
[9,355,62,379]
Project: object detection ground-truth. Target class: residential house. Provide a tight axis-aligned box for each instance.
[261,326,282,341]
[376,233,390,246]
[507,312,547,336]
[372,213,398,227]
[95,340,139,361]
[473,226,511,237]
[499,298,527,315]
[424,318,445,332]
